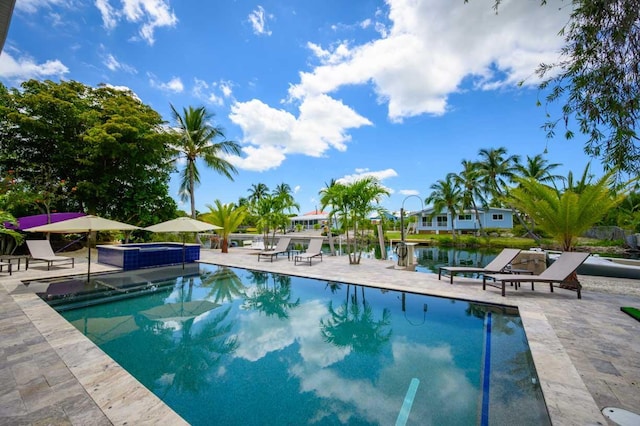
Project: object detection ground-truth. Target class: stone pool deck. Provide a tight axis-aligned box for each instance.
[1,248,639,425]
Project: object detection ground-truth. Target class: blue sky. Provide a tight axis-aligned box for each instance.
[0,0,604,215]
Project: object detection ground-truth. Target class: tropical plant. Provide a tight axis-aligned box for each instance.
[201,200,247,253]
[508,170,630,251]
[0,210,23,254]
[319,179,340,255]
[170,104,241,219]
[425,173,462,241]
[322,177,389,264]
[453,160,486,236]
[515,154,564,185]
[247,183,269,204]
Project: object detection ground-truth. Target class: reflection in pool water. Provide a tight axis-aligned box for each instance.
[57,264,549,425]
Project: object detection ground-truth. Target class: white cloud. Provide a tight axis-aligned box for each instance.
[248,6,272,36]
[94,0,178,45]
[103,53,137,74]
[228,95,372,171]
[192,78,234,106]
[337,168,398,185]
[288,0,569,122]
[293,185,301,194]
[15,0,67,14]
[149,75,183,93]
[0,51,68,82]
[399,189,420,196]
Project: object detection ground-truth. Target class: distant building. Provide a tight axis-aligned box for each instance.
[409,207,513,234]
[289,210,329,230]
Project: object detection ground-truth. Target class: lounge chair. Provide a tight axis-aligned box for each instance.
[257,237,292,262]
[0,260,11,275]
[483,252,590,298]
[26,240,75,270]
[438,248,521,284]
[294,239,324,266]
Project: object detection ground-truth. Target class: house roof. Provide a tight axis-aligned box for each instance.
[0,0,15,54]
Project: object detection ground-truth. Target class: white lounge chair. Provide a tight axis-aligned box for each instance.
[294,239,324,266]
[26,240,75,270]
[483,252,590,298]
[257,237,292,262]
[438,248,521,284]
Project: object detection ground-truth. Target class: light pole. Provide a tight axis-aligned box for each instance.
[400,194,424,243]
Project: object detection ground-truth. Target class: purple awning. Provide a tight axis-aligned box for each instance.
[4,212,87,231]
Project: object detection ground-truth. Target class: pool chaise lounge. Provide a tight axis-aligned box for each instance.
[438,248,521,284]
[483,251,590,298]
[294,238,323,266]
[257,237,292,262]
[26,240,75,270]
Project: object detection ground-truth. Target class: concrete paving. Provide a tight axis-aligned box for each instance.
[1,247,639,425]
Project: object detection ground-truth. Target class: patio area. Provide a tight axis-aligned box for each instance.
[1,247,638,425]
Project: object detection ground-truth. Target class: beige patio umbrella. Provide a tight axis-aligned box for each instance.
[143,217,222,269]
[24,215,140,281]
[70,315,139,345]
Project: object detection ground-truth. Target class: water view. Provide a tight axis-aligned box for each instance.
[52,263,549,425]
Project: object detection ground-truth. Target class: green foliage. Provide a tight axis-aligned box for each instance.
[170,104,241,218]
[201,200,247,253]
[0,80,178,225]
[508,170,629,250]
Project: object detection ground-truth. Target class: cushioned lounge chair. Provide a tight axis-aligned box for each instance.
[483,251,590,298]
[438,248,521,284]
[26,240,75,270]
[294,239,323,266]
[257,237,292,262]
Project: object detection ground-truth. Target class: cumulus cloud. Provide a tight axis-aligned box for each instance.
[149,75,184,93]
[94,0,178,45]
[192,78,234,106]
[0,51,68,82]
[337,168,398,185]
[228,95,372,171]
[399,189,420,196]
[248,6,272,36]
[288,0,569,122]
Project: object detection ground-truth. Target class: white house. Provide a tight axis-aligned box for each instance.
[289,210,330,230]
[409,207,513,234]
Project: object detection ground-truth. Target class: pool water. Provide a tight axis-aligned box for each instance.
[55,264,550,425]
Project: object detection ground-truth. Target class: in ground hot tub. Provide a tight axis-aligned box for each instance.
[97,243,200,270]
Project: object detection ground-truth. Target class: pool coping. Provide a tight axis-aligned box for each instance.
[3,248,638,425]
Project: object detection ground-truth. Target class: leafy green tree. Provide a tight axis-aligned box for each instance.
[0,210,23,254]
[319,179,341,255]
[515,154,564,185]
[0,80,177,225]
[247,183,269,204]
[473,0,640,174]
[425,173,462,241]
[508,170,630,251]
[170,104,241,219]
[201,200,247,253]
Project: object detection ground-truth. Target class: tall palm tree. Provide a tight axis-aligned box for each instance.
[170,104,241,219]
[247,183,269,204]
[319,179,340,255]
[201,200,247,253]
[516,154,564,184]
[453,160,486,236]
[425,173,462,241]
[476,147,520,203]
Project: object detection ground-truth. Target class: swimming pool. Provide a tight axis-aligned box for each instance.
[50,264,550,425]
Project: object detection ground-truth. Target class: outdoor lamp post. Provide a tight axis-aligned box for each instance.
[400,195,424,243]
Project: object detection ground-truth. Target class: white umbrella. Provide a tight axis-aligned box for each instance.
[24,214,140,281]
[144,217,222,268]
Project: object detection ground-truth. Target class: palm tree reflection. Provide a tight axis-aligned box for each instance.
[320,284,391,354]
[242,271,300,319]
[200,266,246,304]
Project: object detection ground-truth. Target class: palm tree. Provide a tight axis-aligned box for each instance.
[425,173,462,241]
[476,147,520,202]
[201,200,247,253]
[508,170,628,251]
[247,183,269,204]
[170,104,241,219]
[337,177,389,264]
[516,154,564,184]
[319,179,341,256]
[453,160,487,236]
